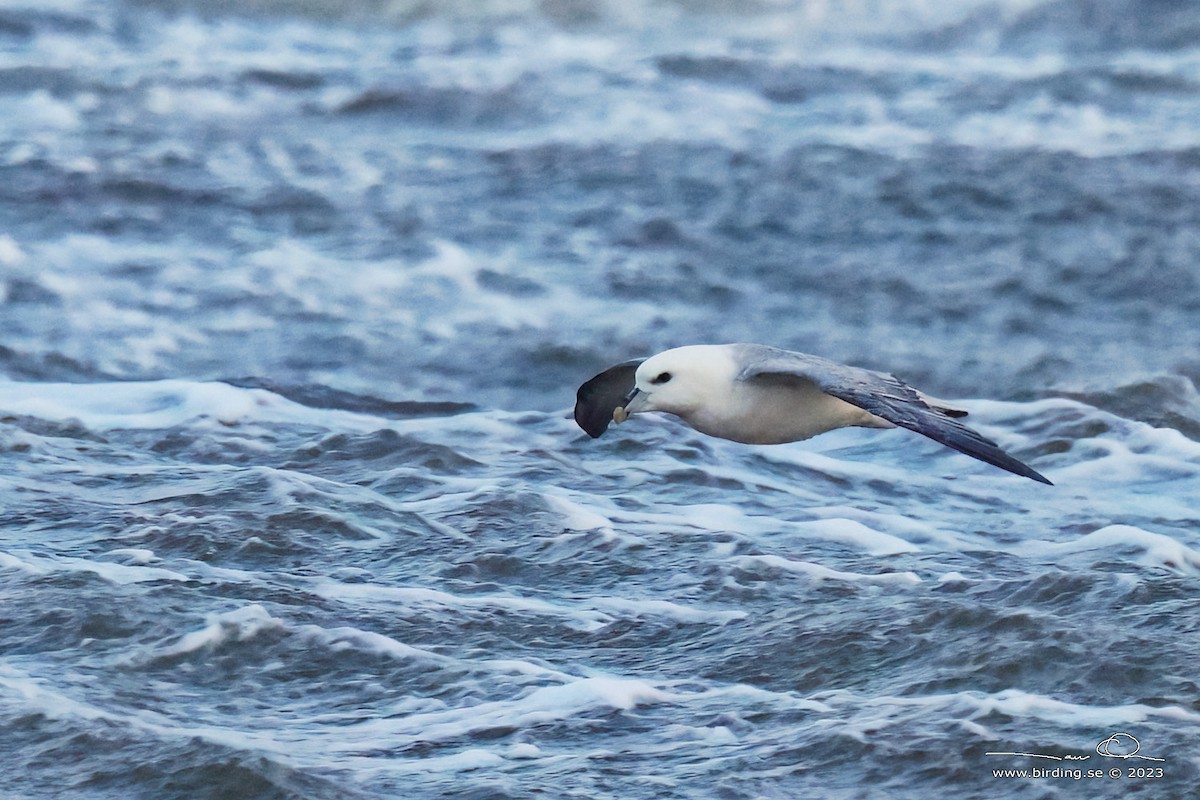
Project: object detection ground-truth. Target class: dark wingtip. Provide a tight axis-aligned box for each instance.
[976,441,1052,485]
[913,411,1053,485]
[574,359,643,439]
[923,405,1051,483]
[1025,466,1054,486]
[959,441,1053,485]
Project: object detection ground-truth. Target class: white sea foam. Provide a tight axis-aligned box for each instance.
[310,674,677,762]
[102,548,158,565]
[161,605,285,657]
[542,492,618,533]
[586,596,747,625]
[0,378,395,435]
[756,445,921,486]
[1056,430,1200,488]
[607,503,765,537]
[0,664,135,725]
[786,518,921,556]
[820,686,1200,744]
[0,234,25,267]
[952,97,1200,157]
[311,579,742,632]
[0,379,281,431]
[0,549,188,585]
[297,624,451,664]
[732,554,921,587]
[964,689,1200,727]
[387,748,507,774]
[808,506,958,548]
[1025,524,1200,576]
[507,742,542,759]
[0,661,295,757]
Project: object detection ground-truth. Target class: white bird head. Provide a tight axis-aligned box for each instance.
[615,345,737,423]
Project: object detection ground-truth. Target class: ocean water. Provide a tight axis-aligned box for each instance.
[1,0,1199,798]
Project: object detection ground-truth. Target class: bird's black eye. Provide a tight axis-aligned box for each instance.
[651,371,672,385]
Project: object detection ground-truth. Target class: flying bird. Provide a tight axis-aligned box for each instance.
[574,343,1051,484]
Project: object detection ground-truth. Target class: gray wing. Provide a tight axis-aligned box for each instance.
[575,359,643,438]
[736,345,1052,485]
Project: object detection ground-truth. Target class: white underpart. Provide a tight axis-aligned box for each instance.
[714,377,891,444]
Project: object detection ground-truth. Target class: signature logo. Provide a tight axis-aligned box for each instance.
[1094,732,1165,761]
[986,732,1165,762]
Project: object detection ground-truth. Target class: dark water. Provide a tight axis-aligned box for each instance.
[1,1,1198,798]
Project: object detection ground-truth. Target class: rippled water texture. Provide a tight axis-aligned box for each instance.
[1,1,1199,798]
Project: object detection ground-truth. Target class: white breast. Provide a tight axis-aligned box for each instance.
[683,378,888,445]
